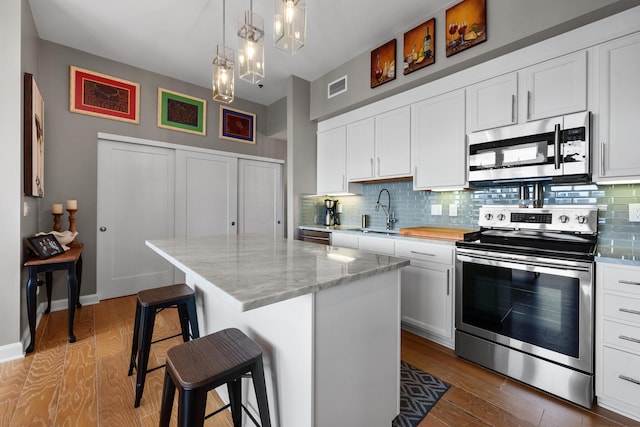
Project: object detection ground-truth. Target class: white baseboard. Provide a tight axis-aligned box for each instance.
[2,293,101,363]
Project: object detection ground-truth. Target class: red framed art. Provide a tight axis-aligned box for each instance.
[219,106,256,144]
[69,66,140,124]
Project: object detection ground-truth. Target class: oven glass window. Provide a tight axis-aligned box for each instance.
[462,262,579,358]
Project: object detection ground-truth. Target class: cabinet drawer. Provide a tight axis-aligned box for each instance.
[602,347,640,408]
[331,233,359,249]
[601,264,640,295]
[604,320,640,353]
[603,293,640,326]
[396,241,453,265]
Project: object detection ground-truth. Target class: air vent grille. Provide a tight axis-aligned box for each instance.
[328,76,347,99]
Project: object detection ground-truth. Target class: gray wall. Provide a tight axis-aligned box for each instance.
[266,96,287,140]
[34,40,286,307]
[310,0,640,121]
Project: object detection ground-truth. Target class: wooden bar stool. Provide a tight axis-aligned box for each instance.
[159,328,271,427]
[128,283,200,408]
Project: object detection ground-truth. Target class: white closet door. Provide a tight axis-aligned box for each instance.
[238,159,283,237]
[97,140,176,299]
[175,151,238,238]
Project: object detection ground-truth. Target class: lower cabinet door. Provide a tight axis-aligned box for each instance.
[401,260,453,343]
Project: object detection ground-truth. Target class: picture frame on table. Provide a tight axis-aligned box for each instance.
[24,73,45,198]
[370,39,396,88]
[219,106,256,144]
[69,65,140,124]
[25,234,65,260]
[445,0,487,57]
[157,88,207,136]
[403,18,436,75]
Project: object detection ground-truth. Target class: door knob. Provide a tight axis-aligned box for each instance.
[277,220,281,224]
[99,226,107,232]
[231,221,236,226]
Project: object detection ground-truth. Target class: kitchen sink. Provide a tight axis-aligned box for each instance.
[358,228,400,235]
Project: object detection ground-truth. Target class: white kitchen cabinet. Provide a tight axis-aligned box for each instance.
[397,240,454,348]
[358,235,395,256]
[330,232,359,249]
[596,262,640,422]
[317,127,347,194]
[346,107,411,181]
[523,50,587,121]
[411,89,466,191]
[594,32,640,182]
[466,72,518,132]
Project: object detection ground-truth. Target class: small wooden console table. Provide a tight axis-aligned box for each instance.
[24,243,83,353]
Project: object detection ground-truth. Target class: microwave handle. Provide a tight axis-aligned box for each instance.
[554,123,561,169]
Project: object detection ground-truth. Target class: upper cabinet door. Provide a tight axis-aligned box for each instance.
[375,106,412,178]
[346,118,375,181]
[595,32,640,182]
[466,73,518,132]
[524,50,587,121]
[317,126,347,194]
[412,89,466,190]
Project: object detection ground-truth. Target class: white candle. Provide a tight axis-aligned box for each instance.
[66,199,78,210]
[52,203,63,214]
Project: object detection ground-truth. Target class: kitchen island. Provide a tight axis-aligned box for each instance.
[146,234,409,427]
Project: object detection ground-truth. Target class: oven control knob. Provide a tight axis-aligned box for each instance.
[559,215,570,224]
[577,215,588,224]
[484,213,493,221]
[497,213,506,221]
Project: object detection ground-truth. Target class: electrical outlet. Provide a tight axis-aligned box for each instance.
[629,203,640,222]
[449,204,458,217]
[431,204,442,216]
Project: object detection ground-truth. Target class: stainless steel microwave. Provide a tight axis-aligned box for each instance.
[467,111,591,185]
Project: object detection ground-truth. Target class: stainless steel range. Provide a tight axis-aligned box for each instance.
[455,205,598,408]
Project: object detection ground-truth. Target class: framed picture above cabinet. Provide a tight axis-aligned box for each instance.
[370,39,396,88]
[403,18,435,75]
[445,0,486,57]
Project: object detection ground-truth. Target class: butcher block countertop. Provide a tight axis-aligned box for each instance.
[398,226,475,241]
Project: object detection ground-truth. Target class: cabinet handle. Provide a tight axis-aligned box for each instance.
[618,279,640,286]
[370,158,374,176]
[342,174,346,191]
[414,166,418,183]
[410,251,436,257]
[619,375,640,386]
[527,91,532,119]
[619,335,640,344]
[446,270,450,296]
[554,123,561,170]
[600,142,606,177]
[619,307,640,316]
[377,157,381,176]
[511,94,516,123]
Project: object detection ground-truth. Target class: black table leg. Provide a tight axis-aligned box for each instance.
[66,262,77,344]
[45,271,53,314]
[76,254,83,308]
[26,267,38,354]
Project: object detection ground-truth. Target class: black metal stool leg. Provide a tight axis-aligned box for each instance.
[185,297,200,339]
[134,306,156,407]
[178,388,207,427]
[227,378,243,427]
[252,356,272,427]
[177,304,190,342]
[128,301,142,376]
[159,369,176,427]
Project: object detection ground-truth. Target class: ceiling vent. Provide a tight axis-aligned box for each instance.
[328,75,347,99]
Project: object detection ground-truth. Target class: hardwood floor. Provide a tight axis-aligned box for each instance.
[0,296,638,426]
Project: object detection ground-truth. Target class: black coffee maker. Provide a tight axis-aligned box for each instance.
[324,199,339,226]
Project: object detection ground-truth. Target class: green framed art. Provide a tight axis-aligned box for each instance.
[157,88,207,136]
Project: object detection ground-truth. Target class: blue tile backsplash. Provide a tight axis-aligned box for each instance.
[300,180,640,261]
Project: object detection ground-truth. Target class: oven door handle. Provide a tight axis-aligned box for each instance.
[456,252,591,272]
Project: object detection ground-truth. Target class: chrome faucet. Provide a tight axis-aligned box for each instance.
[375,188,396,230]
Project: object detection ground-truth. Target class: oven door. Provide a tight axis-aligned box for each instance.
[455,247,594,373]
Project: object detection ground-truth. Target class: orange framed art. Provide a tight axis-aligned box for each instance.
[69,66,140,124]
[445,0,487,57]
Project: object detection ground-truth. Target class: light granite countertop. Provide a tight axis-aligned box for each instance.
[146,234,409,312]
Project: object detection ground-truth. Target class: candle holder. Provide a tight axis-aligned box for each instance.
[67,208,78,243]
[52,213,63,232]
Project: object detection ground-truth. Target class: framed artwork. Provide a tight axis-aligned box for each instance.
[24,73,45,198]
[404,18,436,76]
[219,106,256,144]
[69,65,140,124]
[370,39,396,88]
[25,234,65,260]
[445,0,487,57]
[157,88,207,136]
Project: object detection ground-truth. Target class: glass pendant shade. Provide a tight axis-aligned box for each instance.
[274,0,306,54]
[238,11,265,84]
[212,45,235,104]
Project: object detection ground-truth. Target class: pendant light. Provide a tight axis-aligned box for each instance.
[274,0,306,54]
[238,0,265,84]
[213,0,234,103]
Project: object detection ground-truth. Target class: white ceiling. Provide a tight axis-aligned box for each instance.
[28,0,451,106]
